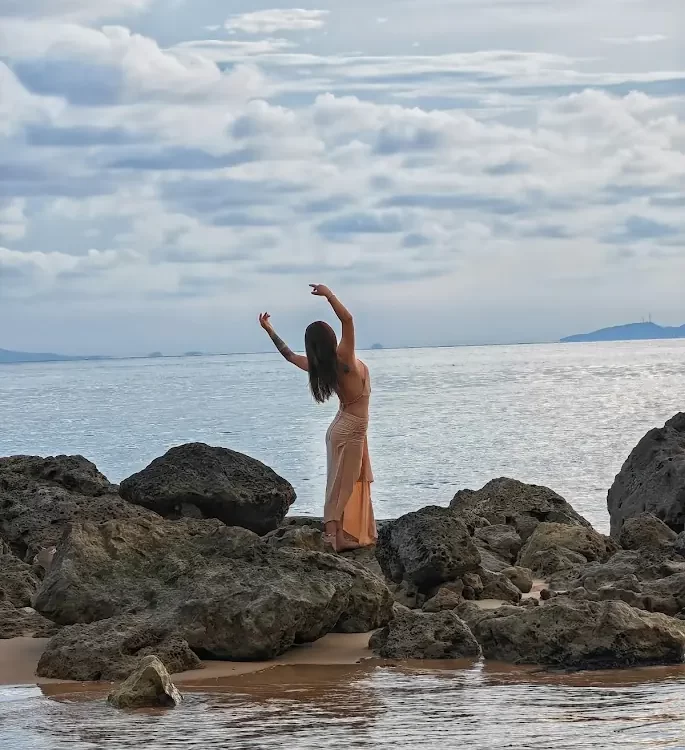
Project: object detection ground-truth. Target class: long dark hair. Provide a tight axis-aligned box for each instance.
[305,321,340,403]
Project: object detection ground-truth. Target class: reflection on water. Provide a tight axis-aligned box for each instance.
[4,662,685,749]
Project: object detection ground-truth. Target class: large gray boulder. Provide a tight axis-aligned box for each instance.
[108,656,182,709]
[37,615,200,681]
[470,597,685,669]
[119,443,295,535]
[619,513,677,552]
[518,522,617,577]
[451,478,591,542]
[376,506,481,593]
[34,517,392,676]
[0,455,157,562]
[370,609,481,659]
[608,413,685,537]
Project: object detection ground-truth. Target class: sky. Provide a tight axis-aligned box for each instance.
[0,0,684,355]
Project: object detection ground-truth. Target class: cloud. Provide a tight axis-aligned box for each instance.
[1,22,268,104]
[603,216,681,244]
[0,200,27,243]
[223,9,329,34]
[176,38,297,59]
[602,34,668,45]
[2,0,685,352]
[25,124,147,147]
[317,211,405,238]
[108,146,259,171]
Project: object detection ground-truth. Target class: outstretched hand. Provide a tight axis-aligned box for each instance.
[258,312,273,332]
[310,284,332,298]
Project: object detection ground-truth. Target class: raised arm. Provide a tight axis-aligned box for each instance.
[310,285,355,363]
[259,313,309,371]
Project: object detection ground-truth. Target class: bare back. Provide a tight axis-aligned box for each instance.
[336,359,370,418]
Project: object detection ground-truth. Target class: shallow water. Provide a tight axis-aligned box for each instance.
[2,340,685,533]
[4,663,685,749]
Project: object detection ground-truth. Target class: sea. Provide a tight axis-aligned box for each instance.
[2,340,685,749]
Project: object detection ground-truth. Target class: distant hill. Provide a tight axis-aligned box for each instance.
[561,322,685,343]
[0,348,80,364]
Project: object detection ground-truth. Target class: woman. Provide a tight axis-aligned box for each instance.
[259,284,376,552]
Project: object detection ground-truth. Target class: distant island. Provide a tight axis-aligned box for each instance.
[371,343,384,350]
[0,348,89,364]
[562,322,685,343]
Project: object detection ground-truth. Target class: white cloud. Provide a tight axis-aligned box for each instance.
[602,34,668,45]
[2,0,685,351]
[177,38,298,59]
[0,201,27,242]
[224,9,329,34]
[0,63,63,135]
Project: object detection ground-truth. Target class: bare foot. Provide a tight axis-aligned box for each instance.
[335,537,363,552]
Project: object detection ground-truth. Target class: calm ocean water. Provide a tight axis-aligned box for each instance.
[2,340,685,532]
[4,663,685,749]
[3,340,685,749]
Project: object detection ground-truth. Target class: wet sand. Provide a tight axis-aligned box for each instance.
[0,632,375,688]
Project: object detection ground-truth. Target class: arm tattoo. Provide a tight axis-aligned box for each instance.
[270,331,294,360]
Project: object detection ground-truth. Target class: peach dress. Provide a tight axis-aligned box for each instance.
[323,362,377,545]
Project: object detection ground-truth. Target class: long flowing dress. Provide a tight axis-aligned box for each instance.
[323,362,377,545]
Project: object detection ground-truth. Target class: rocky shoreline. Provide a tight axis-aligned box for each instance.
[1,412,684,683]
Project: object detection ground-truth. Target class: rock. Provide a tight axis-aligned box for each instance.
[451,478,591,541]
[33,547,57,575]
[268,525,384,578]
[37,615,200,681]
[328,555,394,633]
[480,573,522,604]
[572,550,685,595]
[517,523,617,579]
[0,455,157,562]
[573,550,644,591]
[376,506,480,593]
[470,597,685,669]
[475,545,510,574]
[521,546,588,580]
[266,525,328,552]
[422,588,463,613]
[280,516,325,532]
[0,551,40,607]
[618,513,677,551]
[474,525,522,563]
[675,532,685,557]
[369,609,481,660]
[519,523,617,570]
[461,572,484,596]
[0,602,59,639]
[34,517,392,671]
[119,443,295,535]
[108,656,182,709]
[389,581,425,609]
[501,566,534,594]
[608,413,685,537]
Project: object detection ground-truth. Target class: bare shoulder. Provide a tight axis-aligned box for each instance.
[337,355,363,377]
